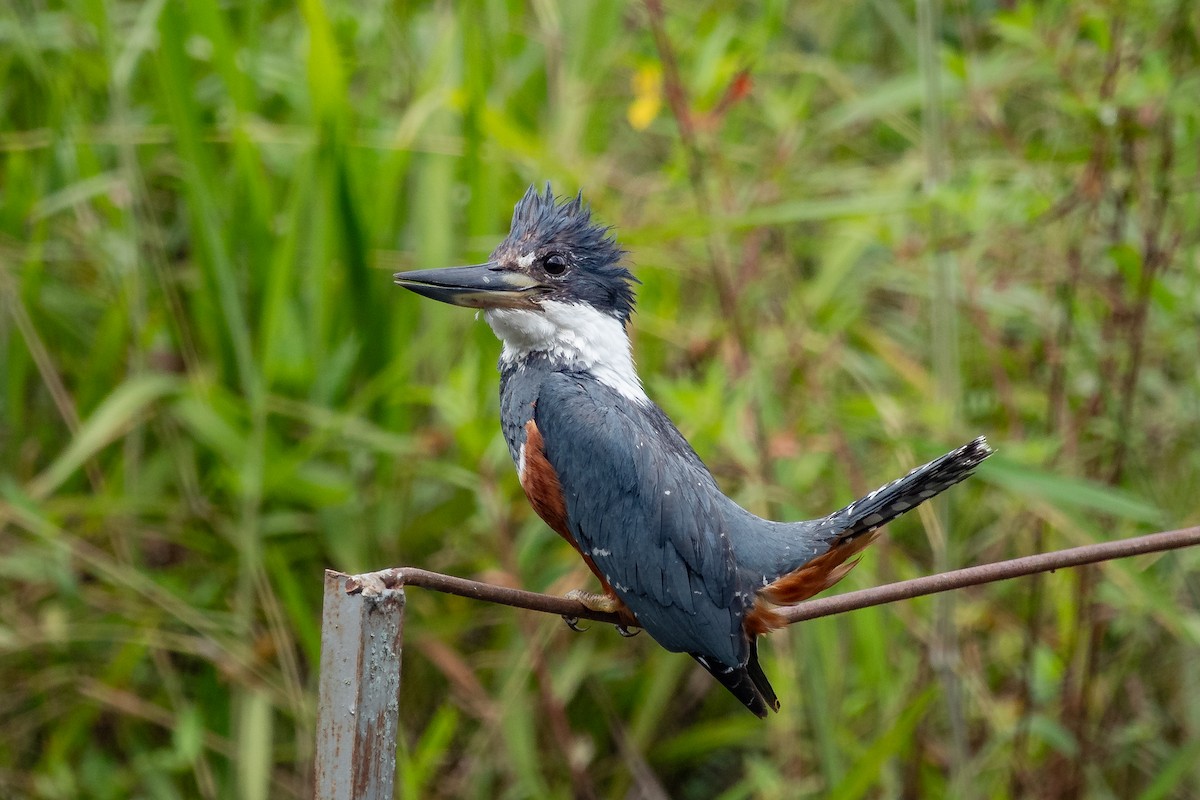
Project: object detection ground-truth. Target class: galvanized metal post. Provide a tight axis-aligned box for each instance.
[315,570,405,799]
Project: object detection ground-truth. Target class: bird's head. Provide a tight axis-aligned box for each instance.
[395,185,646,399]
[395,184,635,321]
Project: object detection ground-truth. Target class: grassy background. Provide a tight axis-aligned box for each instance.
[2,0,1199,797]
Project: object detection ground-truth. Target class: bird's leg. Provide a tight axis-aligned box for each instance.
[562,589,641,637]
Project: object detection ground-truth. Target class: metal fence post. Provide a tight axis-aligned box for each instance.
[315,570,405,799]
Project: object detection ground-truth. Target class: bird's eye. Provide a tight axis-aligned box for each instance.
[543,253,569,277]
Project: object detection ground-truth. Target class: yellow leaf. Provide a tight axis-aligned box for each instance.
[627,65,662,130]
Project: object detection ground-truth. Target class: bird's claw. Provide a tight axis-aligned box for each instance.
[562,615,588,633]
[563,589,639,635]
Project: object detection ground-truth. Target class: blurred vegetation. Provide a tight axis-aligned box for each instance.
[2,0,1198,797]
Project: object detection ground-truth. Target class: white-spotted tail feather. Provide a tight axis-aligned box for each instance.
[827,436,993,543]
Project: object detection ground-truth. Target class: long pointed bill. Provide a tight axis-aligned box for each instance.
[393,263,548,309]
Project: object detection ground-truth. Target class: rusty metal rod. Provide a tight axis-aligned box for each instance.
[344,526,1200,628]
[783,525,1200,623]
[345,567,633,626]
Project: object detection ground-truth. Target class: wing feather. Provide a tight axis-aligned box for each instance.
[535,373,744,665]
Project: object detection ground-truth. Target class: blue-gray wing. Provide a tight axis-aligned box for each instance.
[535,372,749,667]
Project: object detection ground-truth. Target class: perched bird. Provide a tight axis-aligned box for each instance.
[395,185,992,717]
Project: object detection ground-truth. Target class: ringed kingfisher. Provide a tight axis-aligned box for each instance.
[394,185,992,717]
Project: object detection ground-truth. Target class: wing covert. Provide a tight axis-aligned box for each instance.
[534,372,746,664]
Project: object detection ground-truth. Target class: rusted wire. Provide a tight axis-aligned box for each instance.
[344,567,633,627]
[343,526,1200,628]
[782,526,1199,623]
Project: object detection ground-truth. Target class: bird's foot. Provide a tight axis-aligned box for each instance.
[562,589,641,636]
[564,589,624,613]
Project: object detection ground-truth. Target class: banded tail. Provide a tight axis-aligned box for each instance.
[748,436,994,639]
[825,435,993,543]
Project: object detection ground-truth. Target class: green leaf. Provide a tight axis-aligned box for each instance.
[237,689,273,800]
[29,374,178,499]
[982,455,1164,525]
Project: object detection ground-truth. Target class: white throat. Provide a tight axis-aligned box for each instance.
[485,301,649,404]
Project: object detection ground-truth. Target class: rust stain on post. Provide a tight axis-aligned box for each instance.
[315,570,405,800]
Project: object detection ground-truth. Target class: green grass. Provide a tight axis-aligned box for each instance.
[2,1,1199,797]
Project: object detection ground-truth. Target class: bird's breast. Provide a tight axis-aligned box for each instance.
[517,419,570,536]
[518,418,612,591]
